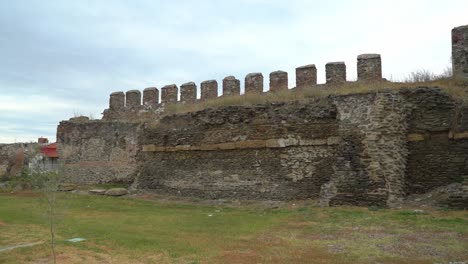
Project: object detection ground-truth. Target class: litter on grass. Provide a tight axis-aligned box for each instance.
[67,238,86,243]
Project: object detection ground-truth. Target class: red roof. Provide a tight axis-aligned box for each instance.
[41,143,58,158]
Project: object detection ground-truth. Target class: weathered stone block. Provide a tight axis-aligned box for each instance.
[58,184,76,191]
[143,87,159,106]
[180,82,197,104]
[296,64,317,89]
[200,80,218,101]
[245,73,263,94]
[161,84,178,104]
[109,91,125,111]
[269,70,288,92]
[222,76,240,97]
[326,62,346,84]
[126,90,141,108]
[105,188,128,196]
[357,54,382,81]
[452,24,468,80]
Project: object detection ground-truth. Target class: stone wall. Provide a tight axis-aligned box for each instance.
[403,89,468,193]
[0,143,38,178]
[56,119,140,184]
[130,88,466,206]
[137,101,340,201]
[57,86,468,207]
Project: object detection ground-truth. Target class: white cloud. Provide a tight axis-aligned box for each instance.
[1,0,468,143]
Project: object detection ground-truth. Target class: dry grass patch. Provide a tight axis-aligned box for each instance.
[164,78,468,116]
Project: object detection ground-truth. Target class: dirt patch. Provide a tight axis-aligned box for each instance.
[0,220,6,227]
[30,246,173,264]
[210,231,344,264]
[0,191,41,197]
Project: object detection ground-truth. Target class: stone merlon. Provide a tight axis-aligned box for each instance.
[200,80,218,101]
[245,72,264,94]
[296,64,317,89]
[161,84,178,104]
[222,76,240,97]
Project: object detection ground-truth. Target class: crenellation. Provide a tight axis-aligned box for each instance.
[180,82,197,104]
[326,62,346,84]
[452,24,468,80]
[222,76,240,97]
[357,54,382,81]
[161,84,178,104]
[245,72,263,94]
[200,80,218,101]
[269,70,288,92]
[109,91,125,111]
[296,64,317,89]
[125,90,142,108]
[143,87,159,106]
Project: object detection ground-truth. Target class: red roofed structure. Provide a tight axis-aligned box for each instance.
[41,143,58,158]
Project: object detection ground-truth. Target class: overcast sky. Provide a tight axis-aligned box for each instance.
[1,0,467,143]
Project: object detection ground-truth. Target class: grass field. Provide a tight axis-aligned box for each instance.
[0,191,467,264]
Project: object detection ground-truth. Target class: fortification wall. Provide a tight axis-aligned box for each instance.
[56,87,468,206]
[133,88,467,206]
[404,89,468,193]
[56,119,140,184]
[55,25,468,206]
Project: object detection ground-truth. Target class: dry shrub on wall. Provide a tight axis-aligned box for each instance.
[404,68,453,83]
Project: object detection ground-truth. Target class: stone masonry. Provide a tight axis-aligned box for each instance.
[200,80,218,101]
[269,71,288,92]
[0,143,38,178]
[326,62,346,84]
[357,54,382,81]
[161,84,178,104]
[452,24,468,80]
[180,82,197,104]
[57,120,140,184]
[296,64,317,89]
[59,87,468,208]
[222,76,240,97]
[109,92,125,111]
[125,90,141,109]
[143,87,158,106]
[245,73,263,94]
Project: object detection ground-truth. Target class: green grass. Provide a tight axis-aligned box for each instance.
[0,192,467,263]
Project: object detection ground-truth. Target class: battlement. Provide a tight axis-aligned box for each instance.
[103,53,384,120]
[102,22,468,121]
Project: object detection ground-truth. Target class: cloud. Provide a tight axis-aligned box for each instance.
[1,0,467,143]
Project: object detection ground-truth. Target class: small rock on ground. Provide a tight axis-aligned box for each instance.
[58,184,76,192]
[105,188,128,196]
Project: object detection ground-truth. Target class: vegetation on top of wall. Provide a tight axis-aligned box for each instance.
[164,77,468,116]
